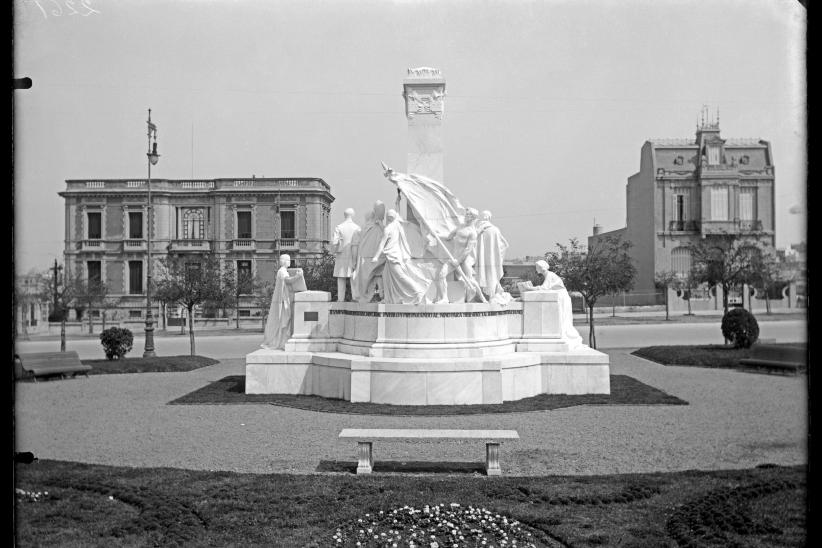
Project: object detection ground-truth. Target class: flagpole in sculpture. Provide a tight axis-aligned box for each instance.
[380,162,487,303]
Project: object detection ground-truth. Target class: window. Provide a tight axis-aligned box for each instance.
[129,261,143,294]
[674,156,684,166]
[237,211,252,239]
[238,310,251,317]
[671,247,692,276]
[280,210,296,239]
[129,310,142,319]
[740,155,750,165]
[183,208,205,240]
[90,310,101,318]
[185,262,202,283]
[710,187,728,221]
[707,146,720,165]
[87,261,102,285]
[739,188,756,221]
[128,211,143,239]
[672,195,687,221]
[237,260,252,294]
[87,212,102,239]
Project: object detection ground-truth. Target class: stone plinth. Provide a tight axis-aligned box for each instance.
[246,290,610,404]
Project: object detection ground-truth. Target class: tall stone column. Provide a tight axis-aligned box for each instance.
[402,67,446,220]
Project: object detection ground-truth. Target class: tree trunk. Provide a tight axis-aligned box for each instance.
[88,309,94,334]
[161,303,166,330]
[102,310,107,331]
[722,284,729,315]
[236,296,240,329]
[665,285,670,321]
[765,289,771,315]
[686,294,693,316]
[180,308,185,335]
[60,319,66,352]
[588,304,597,349]
[187,305,196,356]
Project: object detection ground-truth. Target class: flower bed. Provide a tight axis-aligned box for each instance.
[334,503,540,547]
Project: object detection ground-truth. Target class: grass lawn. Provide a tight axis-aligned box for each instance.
[80,355,219,375]
[633,343,807,372]
[168,374,687,414]
[14,460,805,547]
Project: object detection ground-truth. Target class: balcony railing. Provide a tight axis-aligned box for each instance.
[123,239,146,250]
[232,239,256,250]
[80,239,103,251]
[739,219,763,232]
[169,239,211,252]
[668,220,700,232]
[278,238,298,249]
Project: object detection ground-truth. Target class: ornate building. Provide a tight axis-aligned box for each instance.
[589,112,776,302]
[59,177,334,319]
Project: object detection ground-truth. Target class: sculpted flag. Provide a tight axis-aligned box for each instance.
[387,170,465,241]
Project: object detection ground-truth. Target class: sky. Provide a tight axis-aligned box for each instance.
[13,0,806,274]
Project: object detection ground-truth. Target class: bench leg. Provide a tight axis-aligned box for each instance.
[486,443,502,476]
[356,442,373,475]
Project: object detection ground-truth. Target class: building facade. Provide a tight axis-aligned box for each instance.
[589,117,776,301]
[60,177,334,320]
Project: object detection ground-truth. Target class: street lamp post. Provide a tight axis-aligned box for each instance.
[144,109,160,357]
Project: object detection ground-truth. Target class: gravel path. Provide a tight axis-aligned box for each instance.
[14,350,807,476]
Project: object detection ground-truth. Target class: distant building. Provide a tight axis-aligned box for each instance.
[15,272,51,335]
[59,177,334,320]
[589,113,776,303]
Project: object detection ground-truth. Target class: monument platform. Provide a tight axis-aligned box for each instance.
[245,290,610,405]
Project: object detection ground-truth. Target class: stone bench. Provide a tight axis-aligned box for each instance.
[338,428,519,476]
[738,343,806,375]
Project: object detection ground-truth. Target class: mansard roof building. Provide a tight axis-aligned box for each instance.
[589,116,775,296]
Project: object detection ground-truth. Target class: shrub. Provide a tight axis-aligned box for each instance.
[99,327,134,360]
[721,308,759,349]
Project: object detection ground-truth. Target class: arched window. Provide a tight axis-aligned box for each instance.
[671,247,692,275]
[183,209,205,240]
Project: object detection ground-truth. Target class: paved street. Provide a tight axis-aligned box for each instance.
[15,319,807,360]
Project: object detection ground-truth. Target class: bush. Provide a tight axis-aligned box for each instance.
[99,327,134,360]
[721,308,759,349]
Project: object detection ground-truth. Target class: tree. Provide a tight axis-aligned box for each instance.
[302,252,338,298]
[654,270,680,321]
[689,234,760,315]
[748,246,782,315]
[252,278,275,331]
[71,277,110,334]
[678,268,700,316]
[99,295,121,331]
[51,267,80,352]
[14,270,51,341]
[222,262,259,329]
[546,236,636,349]
[154,254,234,355]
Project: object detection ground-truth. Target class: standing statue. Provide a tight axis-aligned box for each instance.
[521,260,582,346]
[443,207,486,303]
[352,200,386,303]
[261,254,305,350]
[474,209,510,299]
[371,209,429,305]
[332,208,361,302]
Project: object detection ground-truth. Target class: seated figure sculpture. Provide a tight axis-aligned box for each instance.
[520,260,583,346]
[261,254,305,350]
[371,209,429,305]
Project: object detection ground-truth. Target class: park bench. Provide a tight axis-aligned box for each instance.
[339,428,519,476]
[15,351,92,382]
[738,344,806,376]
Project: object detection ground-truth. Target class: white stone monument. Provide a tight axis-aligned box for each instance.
[246,69,609,404]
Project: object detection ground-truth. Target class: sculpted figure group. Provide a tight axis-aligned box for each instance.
[262,166,577,349]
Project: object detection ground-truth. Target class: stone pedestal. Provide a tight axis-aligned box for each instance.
[246,289,610,404]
